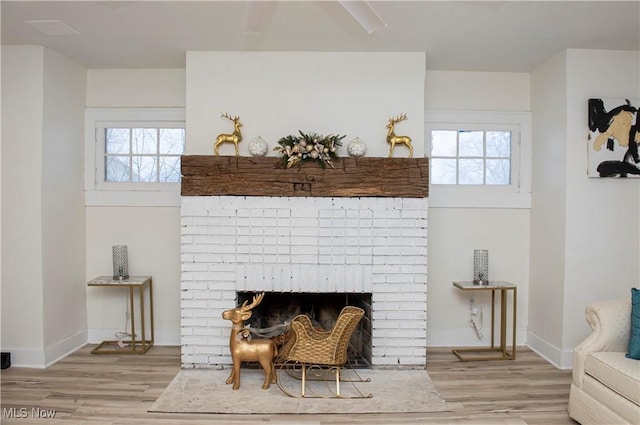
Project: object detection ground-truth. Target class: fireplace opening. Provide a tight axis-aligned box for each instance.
[236,291,372,368]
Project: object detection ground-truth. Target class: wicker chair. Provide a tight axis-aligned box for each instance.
[276,306,369,398]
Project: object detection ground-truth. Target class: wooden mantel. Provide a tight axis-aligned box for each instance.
[181,156,428,198]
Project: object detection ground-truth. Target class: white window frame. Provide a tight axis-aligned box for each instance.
[425,110,531,209]
[85,108,186,207]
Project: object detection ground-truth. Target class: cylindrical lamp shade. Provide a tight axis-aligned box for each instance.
[473,249,489,285]
[112,245,129,280]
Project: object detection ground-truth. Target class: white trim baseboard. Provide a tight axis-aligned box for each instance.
[4,329,88,369]
[44,329,88,368]
[526,330,573,370]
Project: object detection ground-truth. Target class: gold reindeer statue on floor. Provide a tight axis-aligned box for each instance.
[386,113,413,158]
[214,113,243,156]
[222,292,278,390]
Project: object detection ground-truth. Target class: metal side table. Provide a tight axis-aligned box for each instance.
[452,280,517,361]
[88,276,154,354]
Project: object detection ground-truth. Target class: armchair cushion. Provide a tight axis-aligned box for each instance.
[627,288,640,360]
[586,352,640,405]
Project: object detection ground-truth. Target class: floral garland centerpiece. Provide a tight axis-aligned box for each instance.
[274,130,345,169]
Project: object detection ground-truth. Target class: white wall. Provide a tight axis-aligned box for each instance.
[1,46,46,364]
[1,46,86,367]
[425,71,530,111]
[529,49,639,368]
[86,69,185,108]
[41,48,87,362]
[529,52,569,364]
[563,49,639,345]
[185,52,425,157]
[424,71,532,347]
[85,69,185,345]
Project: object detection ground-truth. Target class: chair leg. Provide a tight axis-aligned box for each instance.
[336,367,340,397]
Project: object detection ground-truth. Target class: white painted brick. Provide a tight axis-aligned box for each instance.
[181,354,209,364]
[372,301,400,311]
[182,318,208,327]
[182,336,208,345]
[192,309,218,319]
[182,300,208,309]
[181,281,208,291]
[181,194,428,368]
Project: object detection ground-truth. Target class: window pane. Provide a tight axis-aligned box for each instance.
[132,129,157,154]
[431,158,457,184]
[459,158,484,184]
[486,131,511,157]
[131,156,157,182]
[159,129,186,155]
[459,131,483,157]
[105,128,130,154]
[159,156,181,182]
[486,159,511,185]
[105,156,130,182]
[431,131,457,157]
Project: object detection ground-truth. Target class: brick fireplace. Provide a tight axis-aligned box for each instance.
[180,156,429,368]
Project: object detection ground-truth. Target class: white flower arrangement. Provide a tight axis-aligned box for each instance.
[274,130,345,169]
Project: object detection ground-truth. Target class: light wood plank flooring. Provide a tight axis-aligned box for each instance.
[0,345,576,425]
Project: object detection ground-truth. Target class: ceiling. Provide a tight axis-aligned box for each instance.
[1,1,639,72]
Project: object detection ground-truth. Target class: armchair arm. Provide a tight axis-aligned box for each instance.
[573,299,631,386]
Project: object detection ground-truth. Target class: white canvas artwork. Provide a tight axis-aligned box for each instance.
[588,98,640,178]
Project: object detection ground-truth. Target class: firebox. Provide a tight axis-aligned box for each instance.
[237,291,372,367]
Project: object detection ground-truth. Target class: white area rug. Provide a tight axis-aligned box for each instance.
[149,368,451,415]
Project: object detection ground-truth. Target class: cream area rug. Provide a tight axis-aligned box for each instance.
[149,368,450,415]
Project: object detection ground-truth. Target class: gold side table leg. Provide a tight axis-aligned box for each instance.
[490,289,496,349]
[500,289,507,356]
[512,288,517,359]
[140,285,146,352]
[149,279,155,344]
[129,286,136,350]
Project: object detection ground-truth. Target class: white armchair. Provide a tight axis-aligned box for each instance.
[569,299,640,425]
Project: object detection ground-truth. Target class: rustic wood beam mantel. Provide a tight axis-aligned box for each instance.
[181,156,428,198]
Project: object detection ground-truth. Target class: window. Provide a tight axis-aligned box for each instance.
[425,110,531,208]
[85,108,186,207]
[430,128,514,185]
[102,126,185,183]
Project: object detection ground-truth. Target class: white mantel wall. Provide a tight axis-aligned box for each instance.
[185,52,425,157]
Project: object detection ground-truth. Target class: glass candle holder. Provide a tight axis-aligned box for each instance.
[473,249,489,285]
[112,245,129,280]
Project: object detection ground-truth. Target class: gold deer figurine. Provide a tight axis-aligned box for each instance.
[222,292,278,390]
[386,113,413,158]
[214,113,243,156]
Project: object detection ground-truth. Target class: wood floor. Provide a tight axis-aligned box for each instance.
[0,345,577,425]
